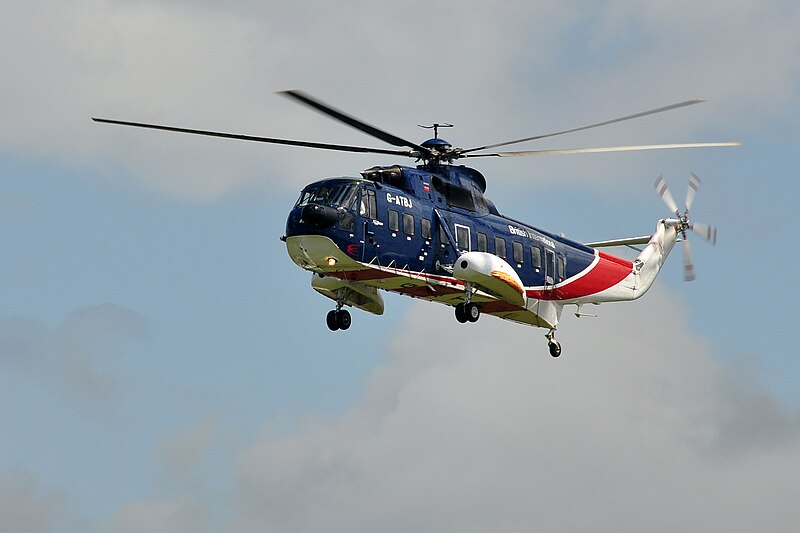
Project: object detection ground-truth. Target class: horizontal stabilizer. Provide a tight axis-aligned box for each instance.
[585,236,652,248]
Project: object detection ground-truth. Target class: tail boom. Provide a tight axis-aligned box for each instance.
[568,219,679,304]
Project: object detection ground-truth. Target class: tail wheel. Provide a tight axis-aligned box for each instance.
[548,341,562,358]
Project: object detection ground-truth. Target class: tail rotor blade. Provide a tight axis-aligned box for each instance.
[654,175,680,216]
[683,239,697,281]
[690,223,717,246]
[686,172,701,214]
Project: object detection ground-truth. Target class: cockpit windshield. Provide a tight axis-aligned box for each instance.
[295,182,358,210]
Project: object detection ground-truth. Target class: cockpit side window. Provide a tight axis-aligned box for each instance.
[367,189,377,218]
[359,187,378,219]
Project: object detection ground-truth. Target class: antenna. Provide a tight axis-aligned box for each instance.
[418,123,453,139]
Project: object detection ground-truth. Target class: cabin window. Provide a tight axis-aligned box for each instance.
[439,222,450,245]
[403,213,414,236]
[494,237,507,259]
[476,232,487,252]
[513,241,524,264]
[421,218,432,240]
[531,245,542,271]
[388,209,399,233]
[557,256,566,280]
[455,224,470,252]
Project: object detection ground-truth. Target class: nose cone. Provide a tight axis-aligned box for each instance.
[301,203,338,228]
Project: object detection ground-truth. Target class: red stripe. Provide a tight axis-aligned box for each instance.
[526,252,632,300]
[333,252,632,303]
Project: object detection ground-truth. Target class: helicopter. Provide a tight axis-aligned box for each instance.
[93,91,738,357]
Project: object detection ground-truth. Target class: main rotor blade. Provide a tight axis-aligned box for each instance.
[91,117,413,157]
[685,172,701,214]
[654,175,681,216]
[460,99,707,155]
[463,142,740,158]
[279,90,429,154]
[690,223,717,245]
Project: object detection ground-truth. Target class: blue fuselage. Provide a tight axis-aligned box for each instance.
[285,164,597,289]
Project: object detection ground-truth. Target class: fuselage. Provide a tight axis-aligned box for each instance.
[283,164,653,331]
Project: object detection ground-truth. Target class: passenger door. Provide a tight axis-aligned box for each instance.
[544,248,557,294]
[360,184,379,262]
[454,223,471,253]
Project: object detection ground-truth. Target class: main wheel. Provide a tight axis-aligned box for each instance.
[548,341,562,358]
[454,303,468,323]
[336,309,351,330]
[326,310,340,331]
[465,302,480,322]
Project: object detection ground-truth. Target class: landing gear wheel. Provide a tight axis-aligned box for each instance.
[326,310,340,331]
[548,341,562,358]
[336,309,351,330]
[454,303,468,323]
[465,302,480,322]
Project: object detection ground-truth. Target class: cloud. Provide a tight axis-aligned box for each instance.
[4,1,795,199]
[113,497,206,533]
[227,287,800,532]
[0,470,65,533]
[0,304,149,415]
[154,414,241,497]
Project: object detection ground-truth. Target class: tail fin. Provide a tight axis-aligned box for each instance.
[631,219,680,298]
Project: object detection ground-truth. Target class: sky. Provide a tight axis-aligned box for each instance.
[2,0,800,531]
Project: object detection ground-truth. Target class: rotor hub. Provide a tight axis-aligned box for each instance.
[414,138,455,164]
[420,137,452,151]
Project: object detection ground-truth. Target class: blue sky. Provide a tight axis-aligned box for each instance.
[2,1,800,531]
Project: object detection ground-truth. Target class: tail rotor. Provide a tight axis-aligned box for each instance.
[654,174,717,281]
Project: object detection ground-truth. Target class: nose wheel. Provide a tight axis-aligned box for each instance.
[454,302,480,323]
[326,308,351,331]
